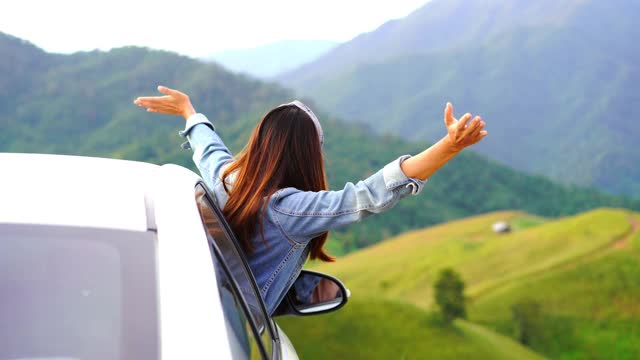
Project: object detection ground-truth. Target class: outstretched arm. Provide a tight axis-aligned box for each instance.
[400,102,487,180]
[272,102,487,242]
[134,86,233,188]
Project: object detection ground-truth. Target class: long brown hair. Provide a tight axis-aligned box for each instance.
[221,105,334,262]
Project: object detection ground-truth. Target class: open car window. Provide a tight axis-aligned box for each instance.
[195,184,276,359]
[210,242,264,359]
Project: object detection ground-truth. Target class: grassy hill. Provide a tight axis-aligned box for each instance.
[469,213,640,359]
[279,209,640,359]
[279,0,640,197]
[279,298,544,360]
[2,31,638,254]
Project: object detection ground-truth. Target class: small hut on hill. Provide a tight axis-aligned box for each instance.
[492,221,511,233]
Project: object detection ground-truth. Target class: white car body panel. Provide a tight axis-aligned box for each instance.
[152,164,233,359]
[0,153,302,359]
[0,153,151,231]
[275,323,299,360]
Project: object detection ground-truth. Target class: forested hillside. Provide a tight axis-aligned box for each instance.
[279,0,640,197]
[1,32,638,254]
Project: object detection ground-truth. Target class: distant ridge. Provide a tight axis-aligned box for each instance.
[280,0,588,85]
[204,40,337,78]
[279,0,640,197]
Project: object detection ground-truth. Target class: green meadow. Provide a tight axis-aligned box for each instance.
[279,299,543,360]
[279,209,640,359]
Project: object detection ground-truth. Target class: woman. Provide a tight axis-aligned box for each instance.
[134,86,487,315]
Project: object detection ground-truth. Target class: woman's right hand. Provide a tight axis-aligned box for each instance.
[400,102,488,180]
[134,86,196,121]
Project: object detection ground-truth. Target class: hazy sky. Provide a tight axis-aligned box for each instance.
[2,0,429,57]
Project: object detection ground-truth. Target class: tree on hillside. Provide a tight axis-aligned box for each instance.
[434,268,466,324]
[511,299,542,346]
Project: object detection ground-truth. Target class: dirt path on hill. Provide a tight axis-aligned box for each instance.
[613,215,639,249]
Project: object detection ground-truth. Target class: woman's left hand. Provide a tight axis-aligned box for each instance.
[134,86,196,120]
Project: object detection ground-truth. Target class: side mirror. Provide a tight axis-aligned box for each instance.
[273,270,350,317]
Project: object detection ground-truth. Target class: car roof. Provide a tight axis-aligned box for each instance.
[0,153,197,231]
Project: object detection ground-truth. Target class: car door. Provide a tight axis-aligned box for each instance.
[195,183,281,360]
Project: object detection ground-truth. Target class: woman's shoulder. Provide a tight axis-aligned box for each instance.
[210,181,230,208]
[268,187,317,207]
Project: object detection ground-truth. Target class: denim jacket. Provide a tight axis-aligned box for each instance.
[180,113,426,315]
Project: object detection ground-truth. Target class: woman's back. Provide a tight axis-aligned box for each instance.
[209,163,311,315]
[207,151,423,314]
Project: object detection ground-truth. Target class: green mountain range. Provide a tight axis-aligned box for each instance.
[279,0,640,197]
[1,31,638,254]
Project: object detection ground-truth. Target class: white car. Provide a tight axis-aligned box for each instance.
[0,153,348,360]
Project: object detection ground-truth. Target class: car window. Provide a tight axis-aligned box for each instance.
[195,184,276,359]
[211,246,264,359]
[0,224,158,360]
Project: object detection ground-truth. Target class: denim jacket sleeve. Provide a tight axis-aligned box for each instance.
[270,156,426,243]
[178,113,233,190]
[179,113,427,243]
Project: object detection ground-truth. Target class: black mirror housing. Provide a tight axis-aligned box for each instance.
[273,270,349,317]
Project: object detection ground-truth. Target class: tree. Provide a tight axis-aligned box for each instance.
[433,268,466,324]
[511,299,542,346]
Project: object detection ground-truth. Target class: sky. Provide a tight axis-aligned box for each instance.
[1,0,429,57]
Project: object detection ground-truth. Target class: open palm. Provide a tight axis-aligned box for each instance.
[444,102,487,151]
[134,86,196,120]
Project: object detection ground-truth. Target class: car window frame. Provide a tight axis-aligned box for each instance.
[208,231,268,359]
[195,182,281,360]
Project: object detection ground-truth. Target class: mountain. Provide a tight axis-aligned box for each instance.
[278,0,640,197]
[204,40,337,78]
[281,209,640,359]
[280,0,589,85]
[0,31,638,254]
